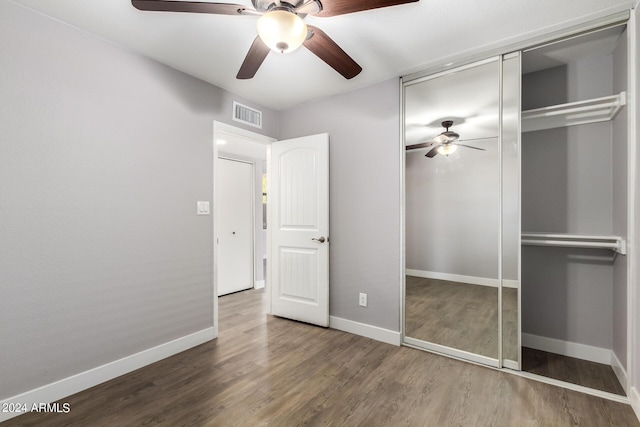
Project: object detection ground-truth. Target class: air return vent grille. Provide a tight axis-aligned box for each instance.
[233,101,262,129]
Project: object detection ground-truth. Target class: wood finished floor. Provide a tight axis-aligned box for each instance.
[523,347,626,396]
[5,289,639,426]
[405,276,503,359]
[405,276,623,397]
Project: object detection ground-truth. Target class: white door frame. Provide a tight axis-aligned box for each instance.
[212,121,275,337]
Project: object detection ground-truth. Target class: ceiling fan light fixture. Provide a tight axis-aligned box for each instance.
[257,10,307,54]
[437,144,457,156]
[433,134,448,144]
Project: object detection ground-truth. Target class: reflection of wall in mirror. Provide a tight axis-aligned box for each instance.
[405,144,500,281]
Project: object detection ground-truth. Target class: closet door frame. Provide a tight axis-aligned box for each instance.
[399,9,637,402]
[627,4,638,406]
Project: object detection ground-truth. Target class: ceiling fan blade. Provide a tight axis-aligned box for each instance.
[131,0,253,15]
[426,146,441,158]
[457,144,486,151]
[406,142,436,151]
[313,0,419,17]
[236,36,270,79]
[456,136,498,143]
[303,26,362,79]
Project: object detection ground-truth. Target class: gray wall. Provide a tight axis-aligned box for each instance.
[405,145,500,279]
[279,79,401,332]
[0,1,277,400]
[521,56,619,349]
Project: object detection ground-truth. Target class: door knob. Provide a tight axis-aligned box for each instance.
[312,236,326,243]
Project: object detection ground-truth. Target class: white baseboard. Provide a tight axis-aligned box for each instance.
[611,351,628,391]
[502,279,519,289]
[502,359,519,370]
[522,333,611,365]
[631,387,640,423]
[406,269,519,289]
[254,280,265,289]
[329,316,401,346]
[0,328,215,423]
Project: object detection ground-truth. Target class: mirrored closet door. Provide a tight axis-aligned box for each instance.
[403,57,518,367]
[402,19,631,398]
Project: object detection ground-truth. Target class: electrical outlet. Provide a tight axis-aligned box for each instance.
[359,293,367,307]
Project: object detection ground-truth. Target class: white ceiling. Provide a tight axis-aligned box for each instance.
[10,0,632,111]
[404,59,500,147]
[522,25,626,73]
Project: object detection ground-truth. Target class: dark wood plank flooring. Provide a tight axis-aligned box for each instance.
[5,289,638,426]
[523,347,626,396]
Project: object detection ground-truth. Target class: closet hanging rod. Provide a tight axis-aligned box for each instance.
[521,232,626,255]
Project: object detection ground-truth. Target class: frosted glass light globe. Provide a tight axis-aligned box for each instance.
[257,10,307,53]
[437,144,457,156]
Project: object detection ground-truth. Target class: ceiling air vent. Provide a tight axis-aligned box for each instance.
[233,101,262,129]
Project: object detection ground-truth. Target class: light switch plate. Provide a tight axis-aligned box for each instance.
[197,201,210,215]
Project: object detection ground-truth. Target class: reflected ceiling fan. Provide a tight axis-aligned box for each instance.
[131,0,419,79]
[406,120,488,158]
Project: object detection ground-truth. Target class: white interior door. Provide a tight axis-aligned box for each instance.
[218,158,254,296]
[268,134,329,327]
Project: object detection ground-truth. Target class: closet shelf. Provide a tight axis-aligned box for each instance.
[522,92,626,133]
[521,233,626,255]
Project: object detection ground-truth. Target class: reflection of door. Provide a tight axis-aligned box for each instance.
[269,134,329,327]
[218,158,254,296]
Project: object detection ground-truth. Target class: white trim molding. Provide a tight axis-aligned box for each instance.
[513,370,630,405]
[611,351,629,392]
[631,386,640,422]
[404,336,500,368]
[0,328,215,423]
[329,316,401,346]
[406,269,519,289]
[522,333,611,365]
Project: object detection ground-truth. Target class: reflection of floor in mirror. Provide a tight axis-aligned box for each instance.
[522,347,626,396]
[405,276,501,359]
[502,287,518,361]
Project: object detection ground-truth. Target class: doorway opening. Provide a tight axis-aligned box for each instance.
[213,121,275,336]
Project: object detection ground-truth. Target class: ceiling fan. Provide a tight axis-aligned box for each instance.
[131,0,419,80]
[405,120,488,158]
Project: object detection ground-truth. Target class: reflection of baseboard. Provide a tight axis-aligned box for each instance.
[503,280,519,289]
[522,333,611,365]
[406,269,519,289]
[502,359,519,370]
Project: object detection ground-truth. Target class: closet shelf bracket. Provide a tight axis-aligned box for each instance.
[521,233,626,255]
[522,92,626,132]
